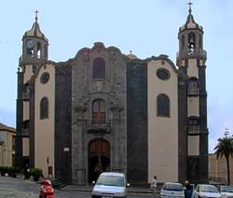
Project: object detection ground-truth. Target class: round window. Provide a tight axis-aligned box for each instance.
[156,68,170,80]
[40,72,50,84]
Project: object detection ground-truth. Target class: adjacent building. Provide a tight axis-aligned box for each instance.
[15,5,208,185]
[209,153,232,185]
[0,123,16,166]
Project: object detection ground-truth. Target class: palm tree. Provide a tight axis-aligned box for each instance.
[214,136,233,185]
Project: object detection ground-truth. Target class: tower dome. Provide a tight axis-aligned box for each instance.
[179,2,203,32]
[127,51,138,59]
[23,11,48,43]
[21,11,49,63]
[176,1,206,64]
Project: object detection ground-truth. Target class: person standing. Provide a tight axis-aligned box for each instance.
[94,164,99,181]
[24,164,30,179]
[184,180,193,198]
[150,175,157,195]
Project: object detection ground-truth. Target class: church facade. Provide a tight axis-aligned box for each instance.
[15,7,208,185]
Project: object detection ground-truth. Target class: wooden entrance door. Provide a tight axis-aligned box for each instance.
[88,138,110,183]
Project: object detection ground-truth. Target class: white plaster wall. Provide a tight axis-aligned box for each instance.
[23,137,29,156]
[24,65,34,83]
[147,59,178,183]
[187,58,200,156]
[22,63,33,166]
[23,101,29,120]
[187,97,199,117]
[188,136,200,156]
[34,64,55,178]
[187,59,198,78]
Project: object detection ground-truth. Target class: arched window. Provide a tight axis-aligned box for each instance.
[40,97,49,119]
[37,42,41,58]
[157,94,170,117]
[22,120,29,136]
[27,48,34,57]
[92,99,106,123]
[188,32,196,54]
[181,35,185,50]
[188,117,199,126]
[93,57,105,79]
[187,116,200,134]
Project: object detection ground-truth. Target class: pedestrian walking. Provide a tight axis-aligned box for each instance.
[150,175,157,195]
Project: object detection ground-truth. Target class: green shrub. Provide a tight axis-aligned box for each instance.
[30,167,43,181]
[8,166,20,177]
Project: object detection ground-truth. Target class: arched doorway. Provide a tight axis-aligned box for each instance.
[88,138,110,183]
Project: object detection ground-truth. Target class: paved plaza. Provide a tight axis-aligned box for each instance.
[0,175,156,198]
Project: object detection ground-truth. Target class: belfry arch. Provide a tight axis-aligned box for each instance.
[88,138,110,183]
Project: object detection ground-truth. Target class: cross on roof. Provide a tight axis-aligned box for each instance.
[35,10,39,22]
[188,1,193,13]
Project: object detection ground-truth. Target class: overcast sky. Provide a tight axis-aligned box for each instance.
[1,0,233,153]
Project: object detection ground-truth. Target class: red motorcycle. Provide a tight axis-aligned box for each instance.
[39,180,55,198]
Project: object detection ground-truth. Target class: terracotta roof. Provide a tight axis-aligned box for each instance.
[0,123,16,133]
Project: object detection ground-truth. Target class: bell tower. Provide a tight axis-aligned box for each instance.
[21,10,48,65]
[16,11,49,169]
[177,2,206,64]
[177,2,208,183]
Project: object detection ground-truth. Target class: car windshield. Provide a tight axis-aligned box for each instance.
[96,175,125,187]
[163,183,183,191]
[221,186,233,193]
[200,186,218,193]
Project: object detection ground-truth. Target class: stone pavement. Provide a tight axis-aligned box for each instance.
[61,184,154,194]
[17,173,155,194]
[0,175,157,198]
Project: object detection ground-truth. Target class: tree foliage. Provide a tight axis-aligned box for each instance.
[214,137,233,185]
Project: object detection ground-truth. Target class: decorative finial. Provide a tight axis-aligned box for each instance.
[130,50,132,54]
[224,128,229,137]
[35,10,39,22]
[188,1,193,14]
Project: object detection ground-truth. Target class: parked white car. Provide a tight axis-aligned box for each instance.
[91,172,129,198]
[193,184,222,198]
[160,182,185,198]
[219,185,233,198]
